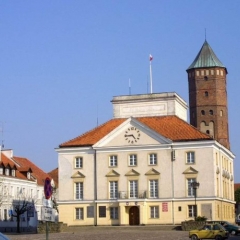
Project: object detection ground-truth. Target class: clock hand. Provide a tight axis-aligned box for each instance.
[124,134,136,139]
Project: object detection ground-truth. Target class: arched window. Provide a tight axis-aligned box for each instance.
[206,130,210,134]
[209,110,213,115]
[201,110,205,115]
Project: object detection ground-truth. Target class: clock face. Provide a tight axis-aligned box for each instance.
[124,127,141,144]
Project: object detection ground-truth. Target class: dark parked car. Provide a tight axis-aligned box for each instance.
[207,220,240,235]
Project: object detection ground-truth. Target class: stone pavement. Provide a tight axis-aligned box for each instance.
[5,226,240,240]
[6,226,190,240]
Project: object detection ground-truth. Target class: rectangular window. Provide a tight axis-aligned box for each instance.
[188,205,196,218]
[110,207,118,219]
[150,206,159,218]
[76,208,84,220]
[109,155,117,167]
[4,209,7,221]
[187,178,196,197]
[75,182,83,200]
[149,153,157,165]
[129,154,137,166]
[187,152,195,164]
[99,206,106,218]
[149,180,158,198]
[109,181,118,199]
[75,157,83,168]
[5,169,9,176]
[11,170,15,177]
[130,180,138,198]
[87,206,94,218]
[0,168,3,174]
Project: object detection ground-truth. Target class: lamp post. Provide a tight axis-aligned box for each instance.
[191,181,200,220]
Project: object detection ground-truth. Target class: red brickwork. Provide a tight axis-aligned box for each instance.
[187,67,230,149]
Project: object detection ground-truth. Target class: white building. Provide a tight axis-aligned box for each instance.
[0,149,52,232]
[56,92,235,226]
[57,40,235,226]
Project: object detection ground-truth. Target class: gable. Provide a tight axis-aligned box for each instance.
[182,166,198,174]
[125,169,140,176]
[71,171,85,178]
[145,168,160,176]
[94,117,171,148]
[105,169,120,177]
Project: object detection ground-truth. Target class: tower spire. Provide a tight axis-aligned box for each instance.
[187,41,230,149]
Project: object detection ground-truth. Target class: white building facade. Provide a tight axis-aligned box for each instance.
[57,93,235,226]
[0,149,51,232]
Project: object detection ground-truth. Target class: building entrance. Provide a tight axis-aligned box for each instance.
[129,206,139,225]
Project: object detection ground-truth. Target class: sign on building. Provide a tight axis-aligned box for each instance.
[162,202,168,212]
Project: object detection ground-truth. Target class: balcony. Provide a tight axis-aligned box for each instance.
[109,191,158,200]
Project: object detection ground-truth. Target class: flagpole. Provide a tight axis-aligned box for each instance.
[149,54,153,94]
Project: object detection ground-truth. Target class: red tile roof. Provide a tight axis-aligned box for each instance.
[0,153,35,181]
[1,153,16,168]
[13,156,51,186]
[235,183,240,191]
[60,116,212,148]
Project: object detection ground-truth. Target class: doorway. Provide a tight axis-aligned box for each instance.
[129,206,139,225]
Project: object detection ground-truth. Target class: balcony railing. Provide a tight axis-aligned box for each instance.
[109,191,158,199]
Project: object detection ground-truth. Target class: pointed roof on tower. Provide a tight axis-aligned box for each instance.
[187,40,227,71]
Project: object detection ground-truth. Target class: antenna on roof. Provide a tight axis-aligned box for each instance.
[0,122,4,149]
[147,75,149,93]
[205,28,207,41]
[96,105,99,127]
[129,78,131,95]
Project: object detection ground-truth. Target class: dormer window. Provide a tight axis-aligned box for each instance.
[11,170,15,177]
[0,168,3,175]
[5,169,9,176]
[27,172,31,179]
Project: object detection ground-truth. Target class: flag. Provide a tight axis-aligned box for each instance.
[149,54,153,61]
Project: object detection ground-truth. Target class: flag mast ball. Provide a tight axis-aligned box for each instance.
[149,54,153,93]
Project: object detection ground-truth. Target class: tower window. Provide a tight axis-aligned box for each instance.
[206,70,209,75]
[209,110,213,115]
[221,70,223,76]
[206,130,210,134]
[204,76,208,81]
[217,70,219,75]
[201,70,204,76]
[201,110,205,115]
[211,70,214,75]
[205,91,208,97]
[220,110,223,116]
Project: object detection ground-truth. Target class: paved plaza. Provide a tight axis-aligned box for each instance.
[5,226,240,240]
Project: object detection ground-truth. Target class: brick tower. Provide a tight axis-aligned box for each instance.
[186,40,230,149]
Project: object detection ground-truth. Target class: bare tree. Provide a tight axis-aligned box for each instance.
[11,192,37,233]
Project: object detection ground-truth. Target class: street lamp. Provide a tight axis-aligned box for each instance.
[191,181,200,220]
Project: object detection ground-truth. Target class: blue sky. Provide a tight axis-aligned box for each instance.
[0,1,240,181]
